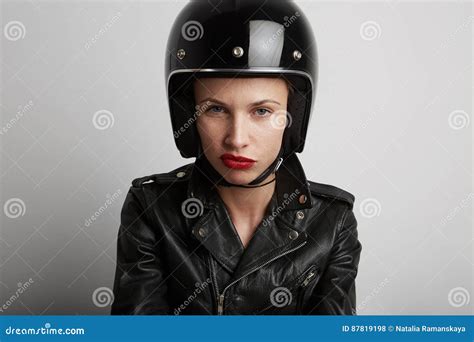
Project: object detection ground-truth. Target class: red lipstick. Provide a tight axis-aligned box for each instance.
[220,154,256,170]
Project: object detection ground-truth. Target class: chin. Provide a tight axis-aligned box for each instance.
[220,169,257,185]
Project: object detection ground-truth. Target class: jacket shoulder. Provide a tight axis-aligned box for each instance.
[308,180,355,209]
[131,163,194,188]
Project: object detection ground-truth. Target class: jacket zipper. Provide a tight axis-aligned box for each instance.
[208,255,222,314]
[301,269,316,287]
[216,240,307,315]
[295,266,319,314]
[217,294,225,315]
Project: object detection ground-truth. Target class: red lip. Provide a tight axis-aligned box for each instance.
[220,154,256,162]
[220,154,256,170]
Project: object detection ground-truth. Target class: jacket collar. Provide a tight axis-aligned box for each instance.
[186,153,313,278]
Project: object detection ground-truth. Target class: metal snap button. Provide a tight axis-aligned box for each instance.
[299,194,307,204]
[289,230,299,240]
[176,171,186,178]
[198,227,207,237]
[296,211,305,220]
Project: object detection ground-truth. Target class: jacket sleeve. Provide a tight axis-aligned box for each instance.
[110,186,171,315]
[304,206,362,315]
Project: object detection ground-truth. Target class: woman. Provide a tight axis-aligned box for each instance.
[111,0,362,315]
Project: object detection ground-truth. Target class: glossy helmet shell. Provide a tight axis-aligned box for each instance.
[165,0,318,158]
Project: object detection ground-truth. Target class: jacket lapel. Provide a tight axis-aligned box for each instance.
[186,162,245,273]
[231,209,309,280]
[186,153,314,277]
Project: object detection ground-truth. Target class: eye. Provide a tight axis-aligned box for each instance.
[255,108,271,117]
[209,106,225,113]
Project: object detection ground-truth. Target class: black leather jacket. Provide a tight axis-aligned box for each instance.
[111,153,362,315]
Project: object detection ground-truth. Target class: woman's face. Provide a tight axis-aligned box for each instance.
[194,77,289,185]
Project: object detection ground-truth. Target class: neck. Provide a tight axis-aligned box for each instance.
[216,173,276,222]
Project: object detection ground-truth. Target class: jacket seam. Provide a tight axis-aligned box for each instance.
[335,204,351,237]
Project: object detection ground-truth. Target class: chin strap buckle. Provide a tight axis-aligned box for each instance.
[273,157,284,173]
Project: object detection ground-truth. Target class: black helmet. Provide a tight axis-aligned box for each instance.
[165,0,317,187]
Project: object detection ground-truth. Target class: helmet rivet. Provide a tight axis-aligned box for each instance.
[232,46,244,58]
[177,49,186,60]
[293,50,302,61]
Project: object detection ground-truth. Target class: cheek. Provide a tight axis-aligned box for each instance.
[197,118,223,147]
[256,124,285,149]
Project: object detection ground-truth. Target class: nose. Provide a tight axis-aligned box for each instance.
[224,111,250,150]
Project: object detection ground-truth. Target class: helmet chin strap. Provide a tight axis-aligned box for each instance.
[196,146,285,189]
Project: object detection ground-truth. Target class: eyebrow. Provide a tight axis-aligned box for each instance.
[199,98,281,107]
